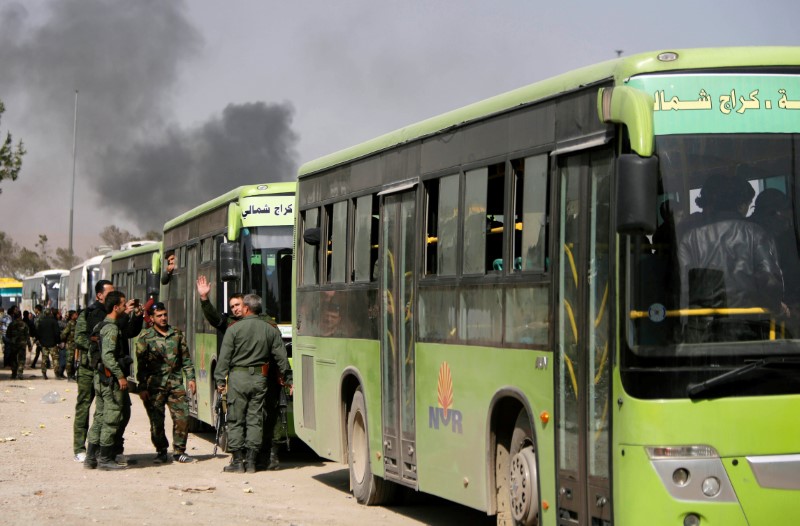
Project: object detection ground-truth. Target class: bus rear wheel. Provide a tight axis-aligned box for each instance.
[347,388,393,505]
[508,412,539,526]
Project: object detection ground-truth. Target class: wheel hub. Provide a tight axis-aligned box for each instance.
[509,446,539,525]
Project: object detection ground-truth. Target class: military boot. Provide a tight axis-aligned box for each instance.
[83,443,99,470]
[267,446,280,471]
[245,449,258,474]
[97,446,126,471]
[223,450,245,473]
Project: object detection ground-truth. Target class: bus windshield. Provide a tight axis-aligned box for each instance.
[44,274,62,308]
[623,133,800,398]
[241,225,293,324]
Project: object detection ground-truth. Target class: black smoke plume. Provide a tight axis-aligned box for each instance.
[98,102,298,232]
[0,0,298,242]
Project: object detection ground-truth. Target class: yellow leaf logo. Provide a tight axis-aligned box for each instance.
[437,362,453,418]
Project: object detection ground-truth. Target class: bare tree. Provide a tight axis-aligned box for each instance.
[99,225,133,250]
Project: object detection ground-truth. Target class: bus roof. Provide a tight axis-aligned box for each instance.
[26,269,69,279]
[71,254,109,271]
[298,46,800,178]
[163,182,297,232]
[111,241,161,261]
[0,277,22,288]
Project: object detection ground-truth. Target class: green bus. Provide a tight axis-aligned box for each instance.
[159,183,296,430]
[292,47,800,525]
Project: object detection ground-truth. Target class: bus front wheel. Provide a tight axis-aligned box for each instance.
[347,388,392,505]
[508,411,539,526]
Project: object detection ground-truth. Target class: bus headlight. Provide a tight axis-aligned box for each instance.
[672,468,690,487]
[701,476,721,497]
[646,445,737,503]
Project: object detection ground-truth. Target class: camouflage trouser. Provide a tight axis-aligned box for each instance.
[114,391,131,455]
[65,348,76,378]
[88,375,128,448]
[226,368,267,451]
[41,346,58,376]
[73,365,95,454]
[142,383,191,454]
[9,346,26,378]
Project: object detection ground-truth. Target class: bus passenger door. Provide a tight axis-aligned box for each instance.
[556,148,613,525]
[380,189,418,486]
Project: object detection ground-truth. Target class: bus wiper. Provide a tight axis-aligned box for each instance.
[687,357,800,399]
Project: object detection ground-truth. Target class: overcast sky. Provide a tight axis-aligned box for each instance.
[0,0,798,260]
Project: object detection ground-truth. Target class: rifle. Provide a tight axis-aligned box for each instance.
[278,385,290,451]
[213,392,226,456]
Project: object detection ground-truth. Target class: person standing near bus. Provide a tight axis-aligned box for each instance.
[61,310,78,381]
[214,294,292,474]
[135,302,197,464]
[197,275,289,470]
[6,306,28,379]
[36,308,61,379]
[74,280,142,463]
[73,281,113,462]
[84,290,129,471]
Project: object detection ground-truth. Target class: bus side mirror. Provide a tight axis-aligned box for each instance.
[219,242,242,282]
[146,272,160,298]
[617,154,658,235]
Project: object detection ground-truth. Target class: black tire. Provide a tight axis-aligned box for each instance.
[347,388,394,505]
[508,411,539,526]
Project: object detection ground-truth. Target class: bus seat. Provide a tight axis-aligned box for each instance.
[493,258,503,271]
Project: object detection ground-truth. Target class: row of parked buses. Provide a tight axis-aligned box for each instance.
[19,183,297,441]
[20,242,158,315]
[18,46,800,525]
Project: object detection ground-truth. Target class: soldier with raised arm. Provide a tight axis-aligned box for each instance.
[214,294,292,474]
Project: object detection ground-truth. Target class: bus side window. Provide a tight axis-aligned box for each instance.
[424,180,439,276]
[512,154,549,272]
[301,208,320,286]
[425,174,459,277]
[353,195,378,283]
[329,201,348,284]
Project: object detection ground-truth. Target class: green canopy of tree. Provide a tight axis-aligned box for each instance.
[0,99,26,193]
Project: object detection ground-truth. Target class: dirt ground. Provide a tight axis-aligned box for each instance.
[0,361,494,526]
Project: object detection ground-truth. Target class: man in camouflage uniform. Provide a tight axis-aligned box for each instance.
[135,302,197,464]
[73,280,114,462]
[61,310,78,381]
[84,290,129,471]
[197,275,290,470]
[6,306,29,379]
[214,294,292,474]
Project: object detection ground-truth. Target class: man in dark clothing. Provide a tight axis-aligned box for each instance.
[36,308,62,379]
[678,173,785,342]
[214,294,292,474]
[6,306,29,379]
